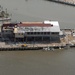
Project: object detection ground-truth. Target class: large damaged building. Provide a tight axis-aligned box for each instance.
[1,20,60,43]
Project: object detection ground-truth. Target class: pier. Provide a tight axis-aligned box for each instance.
[46,0,75,6]
[0,41,75,51]
[0,43,75,51]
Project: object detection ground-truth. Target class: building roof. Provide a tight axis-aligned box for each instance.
[47,21,60,32]
[19,21,60,32]
[1,21,60,32]
[2,23,17,27]
[44,21,59,26]
[18,23,53,27]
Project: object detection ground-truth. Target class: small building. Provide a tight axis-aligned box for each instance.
[1,22,17,41]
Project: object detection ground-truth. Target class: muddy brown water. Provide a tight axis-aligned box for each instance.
[0,49,75,75]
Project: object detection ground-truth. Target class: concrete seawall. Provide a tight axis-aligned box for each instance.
[0,44,75,51]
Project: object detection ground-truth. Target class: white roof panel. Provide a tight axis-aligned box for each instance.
[44,20,59,26]
[49,21,60,32]
[49,21,59,26]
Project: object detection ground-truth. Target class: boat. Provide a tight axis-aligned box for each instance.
[0,5,11,21]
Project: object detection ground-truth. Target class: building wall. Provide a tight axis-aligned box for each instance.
[15,32,60,43]
[15,33,24,38]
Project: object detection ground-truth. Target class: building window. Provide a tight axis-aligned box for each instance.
[51,32,59,35]
[40,32,43,34]
[31,32,33,34]
[37,32,40,34]
[27,32,30,34]
[34,32,36,35]
[43,32,46,34]
[47,32,50,34]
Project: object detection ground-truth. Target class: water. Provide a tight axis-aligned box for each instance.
[0,0,75,75]
[0,0,75,29]
[0,49,75,75]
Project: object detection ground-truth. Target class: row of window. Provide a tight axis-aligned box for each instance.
[26,32,59,35]
[26,32,50,35]
[2,30,59,35]
[2,30,13,32]
[17,33,24,35]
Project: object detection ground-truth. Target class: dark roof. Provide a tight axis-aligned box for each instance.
[2,23,17,27]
